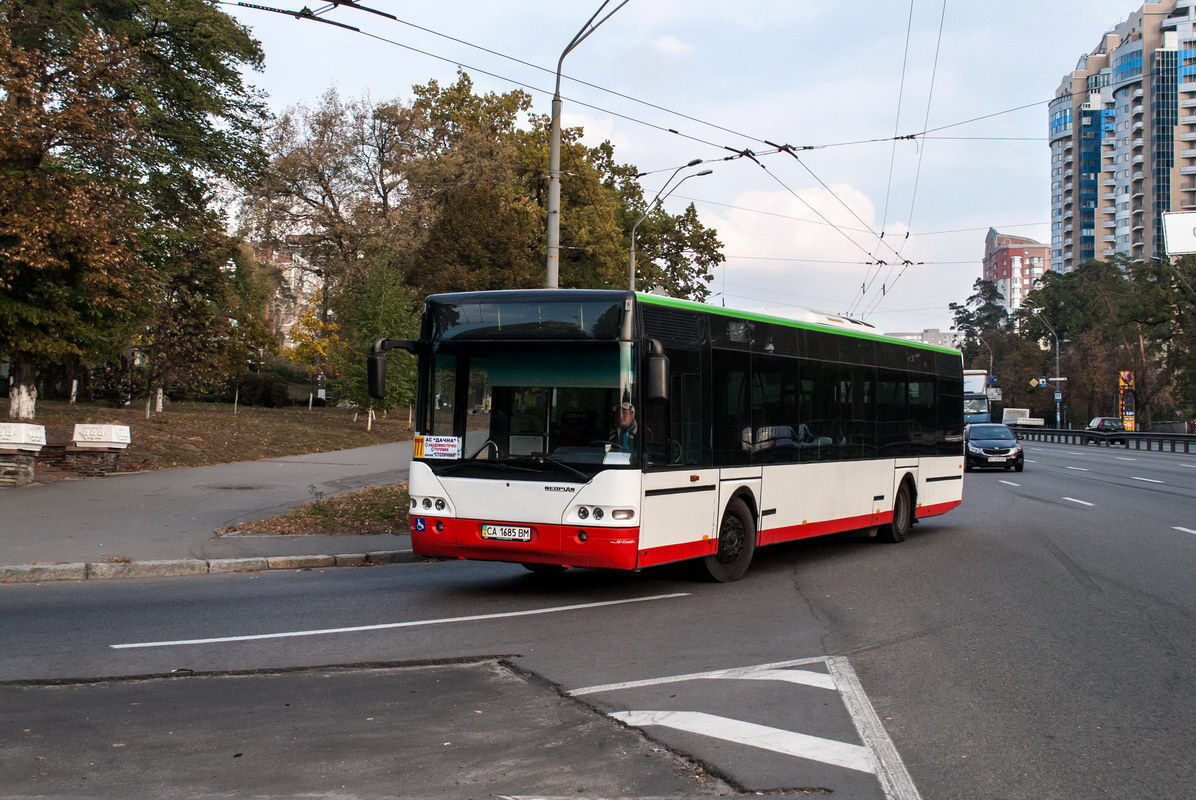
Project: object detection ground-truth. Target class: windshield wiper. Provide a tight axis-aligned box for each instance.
[436,460,539,476]
[526,453,592,483]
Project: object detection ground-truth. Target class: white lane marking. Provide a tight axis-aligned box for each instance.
[570,657,829,695]
[1067,451,1084,455]
[1116,457,1137,461]
[827,656,924,800]
[1063,497,1095,507]
[1130,476,1164,484]
[999,480,1021,487]
[1182,464,1196,468]
[111,593,690,649]
[610,710,876,774]
[1066,466,1089,472]
[1174,527,1196,535]
[697,668,836,690]
[1025,460,1037,463]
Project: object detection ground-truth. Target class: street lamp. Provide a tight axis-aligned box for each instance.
[629,168,713,291]
[546,0,632,289]
[1031,307,1062,428]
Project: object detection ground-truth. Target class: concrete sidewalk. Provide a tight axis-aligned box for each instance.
[1,441,414,570]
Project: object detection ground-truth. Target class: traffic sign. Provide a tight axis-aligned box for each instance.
[987,375,998,385]
[1054,391,1062,402]
[1029,378,1040,388]
[1038,376,1048,384]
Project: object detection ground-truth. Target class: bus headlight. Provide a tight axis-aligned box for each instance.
[577,507,589,520]
[611,509,635,520]
[422,498,432,510]
[435,498,446,511]
[592,508,604,520]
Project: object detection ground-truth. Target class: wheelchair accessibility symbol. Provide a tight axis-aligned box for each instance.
[414,518,426,532]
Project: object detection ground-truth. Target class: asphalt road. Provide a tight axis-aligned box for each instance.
[1,441,1192,799]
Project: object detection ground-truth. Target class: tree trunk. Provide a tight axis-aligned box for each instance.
[7,361,37,420]
[155,386,164,413]
[70,378,78,405]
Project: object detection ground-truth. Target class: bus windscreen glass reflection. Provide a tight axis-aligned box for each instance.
[423,345,636,466]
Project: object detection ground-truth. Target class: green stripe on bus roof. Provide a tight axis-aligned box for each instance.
[635,293,961,356]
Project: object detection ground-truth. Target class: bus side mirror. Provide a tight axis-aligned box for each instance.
[367,354,387,400]
[646,353,669,403]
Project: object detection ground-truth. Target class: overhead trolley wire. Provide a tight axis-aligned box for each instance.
[860,0,949,320]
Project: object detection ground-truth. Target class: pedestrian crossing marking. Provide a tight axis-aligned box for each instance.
[610,710,876,774]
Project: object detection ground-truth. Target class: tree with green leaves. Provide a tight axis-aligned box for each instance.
[949,279,1009,366]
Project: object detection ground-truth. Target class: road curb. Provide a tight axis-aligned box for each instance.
[0,549,425,584]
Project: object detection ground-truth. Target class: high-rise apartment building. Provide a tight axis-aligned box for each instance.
[982,228,1051,311]
[1050,1,1196,272]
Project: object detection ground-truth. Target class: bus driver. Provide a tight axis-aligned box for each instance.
[610,401,637,450]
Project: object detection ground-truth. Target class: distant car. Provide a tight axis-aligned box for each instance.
[965,423,1024,472]
[1085,417,1127,446]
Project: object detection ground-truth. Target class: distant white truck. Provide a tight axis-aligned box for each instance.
[1003,408,1044,427]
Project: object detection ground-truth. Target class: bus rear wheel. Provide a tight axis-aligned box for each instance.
[877,481,913,543]
[522,563,567,575]
[702,499,756,582]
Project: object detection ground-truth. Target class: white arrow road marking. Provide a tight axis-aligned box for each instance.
[1063,497,1095,506]
[610,710,876,774]
[110,593,690,649]
[1130,476,1164,484]
[1174,527,1196,535]
[570,657,832,695]
[999,480,1021,487]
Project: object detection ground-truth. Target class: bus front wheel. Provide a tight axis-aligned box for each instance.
[877,481,913,543]
[702,499,756,582]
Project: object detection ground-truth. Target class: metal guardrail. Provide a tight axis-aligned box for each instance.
[1010,425,1196,453]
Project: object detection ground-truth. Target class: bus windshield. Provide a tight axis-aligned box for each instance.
[964,397,989,415]
[422,343,637,468]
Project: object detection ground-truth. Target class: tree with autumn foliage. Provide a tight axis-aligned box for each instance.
[243,74,724,408]
[0,1,267,419]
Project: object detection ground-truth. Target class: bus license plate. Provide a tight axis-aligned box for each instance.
[481,524,532,542]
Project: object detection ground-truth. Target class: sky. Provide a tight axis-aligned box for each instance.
[222,0,1140,333]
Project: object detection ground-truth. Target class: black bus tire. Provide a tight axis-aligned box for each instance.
[702,498,756,582]
[877,480,913,543]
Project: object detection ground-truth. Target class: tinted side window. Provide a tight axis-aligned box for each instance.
[750,354,801,464]
[712,348,751,465]
[936,376,963,455]
[877,370,908,457]
[908,377,936,456]
[801,359,840,461]
[841,365,876,459]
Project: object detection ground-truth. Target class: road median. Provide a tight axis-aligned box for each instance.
[0,549,425,584]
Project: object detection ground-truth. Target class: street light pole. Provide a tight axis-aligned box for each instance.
[629,168,712,291]
[546,0,632,289]
[1034,309,1062,428]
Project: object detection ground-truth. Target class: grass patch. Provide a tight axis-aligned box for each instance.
[224,483,409,535]
[8,401,412,471]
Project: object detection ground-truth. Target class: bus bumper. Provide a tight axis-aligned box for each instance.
[410,516,640,570]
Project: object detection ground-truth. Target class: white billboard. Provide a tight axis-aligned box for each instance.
[1162,212,1196,255]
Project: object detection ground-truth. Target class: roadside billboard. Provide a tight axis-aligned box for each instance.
[1162,212,1196,255]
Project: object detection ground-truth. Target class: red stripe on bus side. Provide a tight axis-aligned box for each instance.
[916,500,962,518]
[759,511,884,546]
[636,538,718,568]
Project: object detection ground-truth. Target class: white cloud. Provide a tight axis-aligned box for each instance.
[652,34,694,59]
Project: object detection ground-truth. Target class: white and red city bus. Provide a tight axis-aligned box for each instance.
[369,289,964,581]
